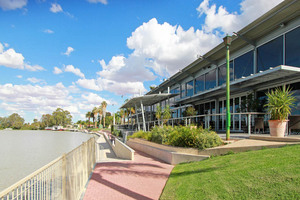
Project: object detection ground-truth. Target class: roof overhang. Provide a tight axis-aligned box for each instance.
[178,65,300,105]
[120,93,178,109]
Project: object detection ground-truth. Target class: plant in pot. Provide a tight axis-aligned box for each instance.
[265,86,296,137]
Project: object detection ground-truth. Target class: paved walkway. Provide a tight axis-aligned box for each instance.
[95,134,121,162]
[84,135,174,200]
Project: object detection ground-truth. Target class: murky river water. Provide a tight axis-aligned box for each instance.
[0,130,92,192]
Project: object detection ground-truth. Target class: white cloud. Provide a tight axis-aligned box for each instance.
[126,18,220,76]
[0,43,45,71]
[0,0,27,11]
[86,0,107,5]
[76,77,146,95]
[16,75,22,78]
[81,93,111,105]
[53,66,63,74]
[50,3,63,13]
[27,77,45,84]
[197,0,284,34]
[63,46,74,56]
[64,65,85,78]
[43,29,54,34]
[76,78,102,91]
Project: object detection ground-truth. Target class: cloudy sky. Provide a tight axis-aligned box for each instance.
[0,0,283,123]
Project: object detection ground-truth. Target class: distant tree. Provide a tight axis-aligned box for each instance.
[7,113,25,129]
[85,111,92,127]
[150,86,156,90]
[97,106,103,128]
[92,107,98,128]
[41,114,53,128]
[51,108,72,126]
[101,101,107,127]
[185,106,197,117]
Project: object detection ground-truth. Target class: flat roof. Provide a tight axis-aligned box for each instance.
[120,93,178,108]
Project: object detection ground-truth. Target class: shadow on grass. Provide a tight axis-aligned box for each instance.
[169,166,222,178]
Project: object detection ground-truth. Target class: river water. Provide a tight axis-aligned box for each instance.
[0,130,92,192]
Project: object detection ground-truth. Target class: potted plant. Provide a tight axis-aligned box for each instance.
[265,86,296,137]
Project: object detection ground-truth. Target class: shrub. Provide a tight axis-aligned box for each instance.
[129,125,223,150]
[112,130,122,138]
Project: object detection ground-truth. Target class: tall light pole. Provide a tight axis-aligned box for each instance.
[223,35,232,141]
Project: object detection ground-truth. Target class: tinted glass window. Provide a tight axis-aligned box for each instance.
[218,61,233,86]
[195,74,204,94]
[234,51,253,79]
[257,36,283,72]
[181,83,186,98]
[286,27,300,67]
[186,80,193,97]
[205,69,216,90]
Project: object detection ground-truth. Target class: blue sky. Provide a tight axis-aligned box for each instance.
[0,0,283,123]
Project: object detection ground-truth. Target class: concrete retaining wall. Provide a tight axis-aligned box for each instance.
[127,139,209,165]
[101,132,135,160]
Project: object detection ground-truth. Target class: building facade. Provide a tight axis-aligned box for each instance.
[124,0,300,133]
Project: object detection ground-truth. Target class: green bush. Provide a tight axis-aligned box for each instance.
[129,125,223,150]
[112,130,122,138]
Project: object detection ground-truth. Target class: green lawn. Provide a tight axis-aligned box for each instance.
[160,144,300,200]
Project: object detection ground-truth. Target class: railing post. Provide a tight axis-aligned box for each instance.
[62,154,67,200]
[248,114,251,135]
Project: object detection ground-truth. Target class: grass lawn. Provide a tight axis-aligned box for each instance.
[160,144,300,200]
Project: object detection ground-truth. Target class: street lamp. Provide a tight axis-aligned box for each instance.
[223,35,232,141]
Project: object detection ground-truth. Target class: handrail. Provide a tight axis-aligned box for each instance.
[0,156,63,197]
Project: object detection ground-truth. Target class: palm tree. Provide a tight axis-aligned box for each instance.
[101,101,107,127]
[85,111,92,127]
[98,106,103,128]
[119,109,125,125]
[163,105,171,125]
[92,107,98,128]
[156,104,162,126]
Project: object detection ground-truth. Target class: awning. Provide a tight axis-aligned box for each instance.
[120,93,178,109]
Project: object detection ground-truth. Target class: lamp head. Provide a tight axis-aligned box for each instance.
[223,35,232,46]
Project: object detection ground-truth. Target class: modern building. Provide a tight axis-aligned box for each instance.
[121,0,300,134]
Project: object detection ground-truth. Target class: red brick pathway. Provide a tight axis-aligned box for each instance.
[83,151,174,200]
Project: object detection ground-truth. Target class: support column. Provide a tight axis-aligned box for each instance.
[135,104,140,131]
[140,100,146,132]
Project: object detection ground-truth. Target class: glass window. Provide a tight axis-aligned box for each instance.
[286,27,300,67]
[205,69,216,90]
[234,51,253,79]
[218,61,233,86]
[195,74,204,94]
[186,80,193,97]
[181,83,186,98]
[257,36,283,72]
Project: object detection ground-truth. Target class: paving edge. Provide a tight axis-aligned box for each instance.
[249,135,300,142]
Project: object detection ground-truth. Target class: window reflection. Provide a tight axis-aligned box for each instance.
[286,27,300,67]
[205,69,216,90]
[218,61,233,86]
[234,51,253,79]
[257,36,283,72]
[195,74,204,94]
[186,81,193,97]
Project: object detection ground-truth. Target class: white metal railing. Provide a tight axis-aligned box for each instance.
[119,112,269,135]
[0,137,96,200]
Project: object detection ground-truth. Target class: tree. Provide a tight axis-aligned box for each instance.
[156,105,162,126]
[97,106,103,128]
[101,101,107,127]
[120,109,125,125]
[186,106,197,116]
[163,105,171,125]
[92,107,98,128]
[7,113,25,129]
[41,114,53,128]
[85,111,92,127]
[51,108,72,126]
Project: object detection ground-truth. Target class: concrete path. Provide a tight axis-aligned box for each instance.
[84,149,174,200]
[96,134,121,162]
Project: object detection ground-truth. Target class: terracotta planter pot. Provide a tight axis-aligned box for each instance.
[268,120,288,137]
